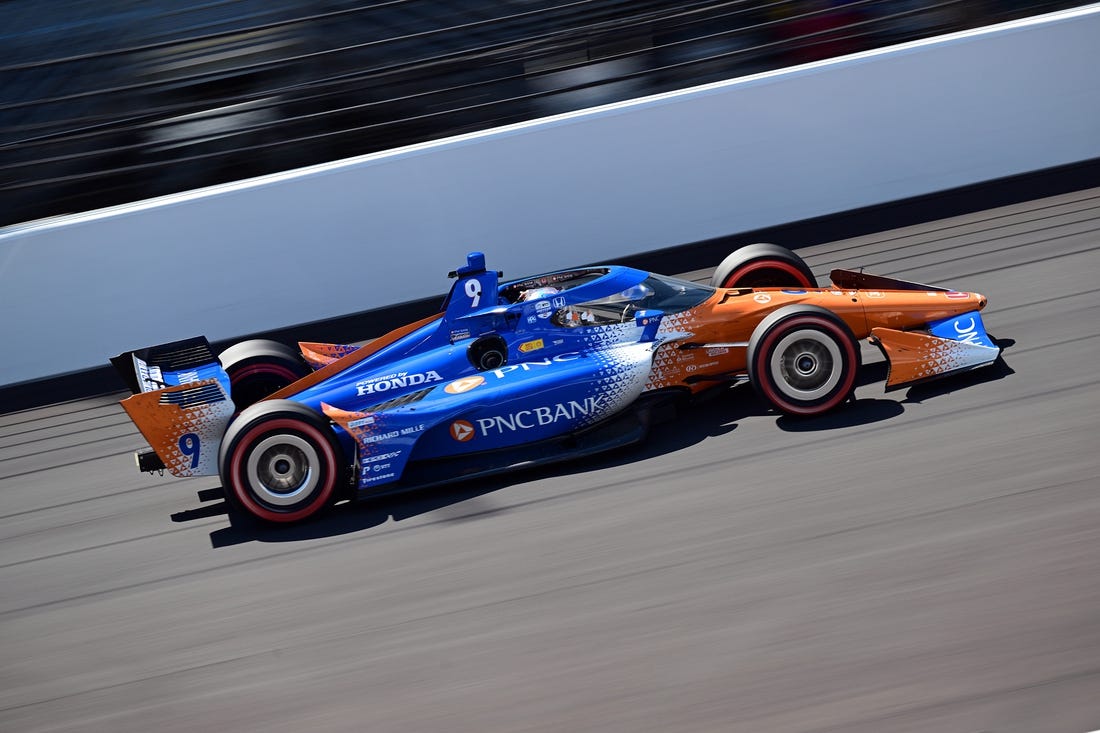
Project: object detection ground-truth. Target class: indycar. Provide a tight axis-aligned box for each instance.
[111,245,1000,524]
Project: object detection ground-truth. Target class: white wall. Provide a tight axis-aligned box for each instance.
[2,5,1099,386]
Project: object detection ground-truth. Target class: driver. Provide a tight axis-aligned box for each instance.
[517,285,560,302]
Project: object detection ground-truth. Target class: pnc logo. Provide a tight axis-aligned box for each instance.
[449,420,475,442]
[445,376,485,394]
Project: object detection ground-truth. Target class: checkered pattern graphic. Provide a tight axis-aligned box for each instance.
[575,341,656,427]
[648,311,703,390]
[574,311,708,393]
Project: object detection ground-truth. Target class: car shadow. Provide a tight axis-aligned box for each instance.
[199,348,1013,546]
[202,385,758,547]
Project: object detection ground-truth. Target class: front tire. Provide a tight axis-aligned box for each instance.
[219,400,347,524]
[711,243,817,289]
[747,305,859,416]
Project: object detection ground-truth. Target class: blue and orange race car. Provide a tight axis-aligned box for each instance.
[112,245,1000,524]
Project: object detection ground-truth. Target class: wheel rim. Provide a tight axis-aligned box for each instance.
[769,329,842,401]
[245,434,320,506]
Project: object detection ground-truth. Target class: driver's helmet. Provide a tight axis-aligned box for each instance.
[518,286,560,302]
[616,283,654,302]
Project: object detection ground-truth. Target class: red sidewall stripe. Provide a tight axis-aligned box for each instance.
[755,316,858,416]
[231,363,301,384]
[723,259,813,289]
[228,417,337,523]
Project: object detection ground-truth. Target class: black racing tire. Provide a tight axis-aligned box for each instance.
[710,243,817,289]
[747,305,860,417]
[219,400,347,524]
[219,339,310,410]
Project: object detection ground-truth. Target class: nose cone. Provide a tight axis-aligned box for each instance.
[946,290,987,311]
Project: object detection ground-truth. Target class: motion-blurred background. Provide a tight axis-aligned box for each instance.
[0,0,1080,228]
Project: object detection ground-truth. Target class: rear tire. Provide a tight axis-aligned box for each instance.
[219,339,310,410]
[747,305,859,416]
[711,243,817,289]
[219,400,347,524]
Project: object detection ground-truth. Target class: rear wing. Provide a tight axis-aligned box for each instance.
[111,337,234,477]
[110,336,231,396]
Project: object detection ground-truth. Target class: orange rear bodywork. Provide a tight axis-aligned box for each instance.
[119,380,234,476]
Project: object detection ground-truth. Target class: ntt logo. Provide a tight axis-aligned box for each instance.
[449,420,475,442]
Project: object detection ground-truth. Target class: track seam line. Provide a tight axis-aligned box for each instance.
[1,378,1094,620]
[0,414,132,444]
[809,190,1100,260]
[812,204,1100,267]
[813,223,1100,277]
[0,422,136,453]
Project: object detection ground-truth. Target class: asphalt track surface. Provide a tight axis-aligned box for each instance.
[2,188,1099,733]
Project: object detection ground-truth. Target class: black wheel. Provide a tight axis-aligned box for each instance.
[219,400,347,524]
[468,334,508,371]
[711,243,817,289]
[747,305,859,416]
[219,339,310,410]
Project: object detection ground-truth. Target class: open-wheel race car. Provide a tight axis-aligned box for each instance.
[112,245,1000,524]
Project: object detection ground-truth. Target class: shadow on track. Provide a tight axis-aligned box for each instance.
[200,385,758,547]
[194,351,1013,547]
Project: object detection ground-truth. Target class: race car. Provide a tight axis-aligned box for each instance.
[111,245,1000,524]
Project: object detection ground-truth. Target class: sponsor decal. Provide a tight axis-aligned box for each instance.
[362,451,401,464]
[753,293,771,304]
[356,425,421,445]
[552,296,566,308]
[362,430,400,444]
[535,300,552,318]
[688,361,720,373]
[926,292,939,297]
[491,352,582,379]
[950,317,985,345]
[372,463,391,472]
[705,347,729,357]
[829,290,844,296]
[356,370,442,396]
[946,291,970,299]
[782,289,806,295]
[348,416,376,428]
[866,291,885,299]
[135,358,166,391]
[475,395,606,436]
[519,338,545,353]
[445,376,485,394]
[450,420,475,442]
[450,328,471,342]
[526,316,537,324]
